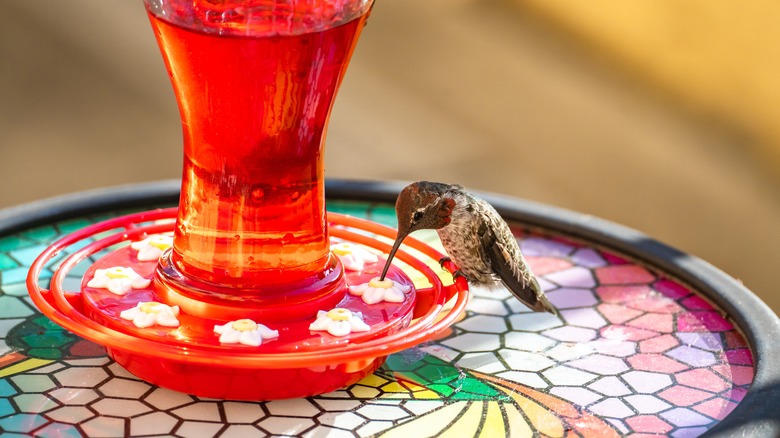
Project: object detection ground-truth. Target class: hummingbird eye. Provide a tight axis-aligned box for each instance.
[412,211,424,222]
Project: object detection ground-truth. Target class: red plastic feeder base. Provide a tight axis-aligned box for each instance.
[27,208,469,400]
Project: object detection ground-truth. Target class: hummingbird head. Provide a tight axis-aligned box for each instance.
[380,181,458,280]
[395,181,457,238]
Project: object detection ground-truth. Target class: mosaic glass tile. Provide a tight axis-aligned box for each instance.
[55,219,95,235]
[0,236,31,252]
[11,393,58,414]
[47,405,94,423]
[171,402,221,422]
[0,413,48,433]
[19,226,59,243]
[129,411,178,436]
[258,416,316,435]
[0,254,16,271]
[0,398,13,418]
[497,370,548,389]
[174,420,224,438]
[588,375,632,397]
[550,386,603,405]
[47,387,99,406]
[0,201,757,436]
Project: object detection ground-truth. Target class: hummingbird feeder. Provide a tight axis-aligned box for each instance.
[25,0,469,400]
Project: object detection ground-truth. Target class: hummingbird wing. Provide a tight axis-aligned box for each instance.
[479,220,557,314]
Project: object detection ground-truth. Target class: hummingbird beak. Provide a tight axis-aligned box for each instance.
[379,233,407,281]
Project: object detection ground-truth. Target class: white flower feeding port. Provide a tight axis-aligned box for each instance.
[309,308,371,336]
[349,277,411,305]
[119,302,180,328]
[331,242,379,271]
[214,319,280,347]
[86,267,151,295]
[131,234,173,261]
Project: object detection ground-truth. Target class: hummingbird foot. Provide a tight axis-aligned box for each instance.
[438,256,452,268]
[451,270,470,283]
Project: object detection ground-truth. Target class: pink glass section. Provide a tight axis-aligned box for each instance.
[519,233,755,436]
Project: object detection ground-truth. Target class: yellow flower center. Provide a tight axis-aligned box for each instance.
[368,277,394,289]
[327,308,352,321]
[231,319,258,332]
[332,243,353,256]
[148,236,172,250]
[105,267,129,279]
[139,302,163,314]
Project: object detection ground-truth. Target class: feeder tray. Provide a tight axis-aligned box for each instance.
[27,208,469,400]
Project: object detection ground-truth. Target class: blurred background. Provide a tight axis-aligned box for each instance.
[1,0,778,314]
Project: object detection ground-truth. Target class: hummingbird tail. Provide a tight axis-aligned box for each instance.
[530,277,558,315]
[530,276,558,316]
[504,275,557,315]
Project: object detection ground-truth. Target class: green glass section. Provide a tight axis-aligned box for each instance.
[6,316,75,359]
[0,413,48,433]
[92,230,123,241]
[459,378,502,397]
[56,218,94,235]
[62,277,84,294]
[384,352,425,373]
[64,239,93,253]
[20,226,58,243]
[383,352,499,401]
[368,205,398,227]
[90,208,147,223]
[66,258,92,277]
[0,379,17,397]
[25,348,62,360]
[3,267,51,286]
[0,397,13,418]
[22,331,72,349]
[416,362,461,385]
[1,268,26,285]
[0,236,32,252]
[9,245,51,267]
[38,424,83,438]
[0,283,29,297]
[0,296,34,317]
[31,317,57,334]
[426,383,455,397]
[1,433,34,438]
[90,212,121,223]
[450,391,488,400]
[33,315,62,331]
[327,200,372,219]
[0,253,17,270]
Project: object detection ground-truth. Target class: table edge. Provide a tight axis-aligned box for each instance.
[1,178,777,436]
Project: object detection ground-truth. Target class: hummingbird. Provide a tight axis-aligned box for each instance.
[379,181,556,314]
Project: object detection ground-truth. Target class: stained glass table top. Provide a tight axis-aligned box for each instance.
[0,180,777,437]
